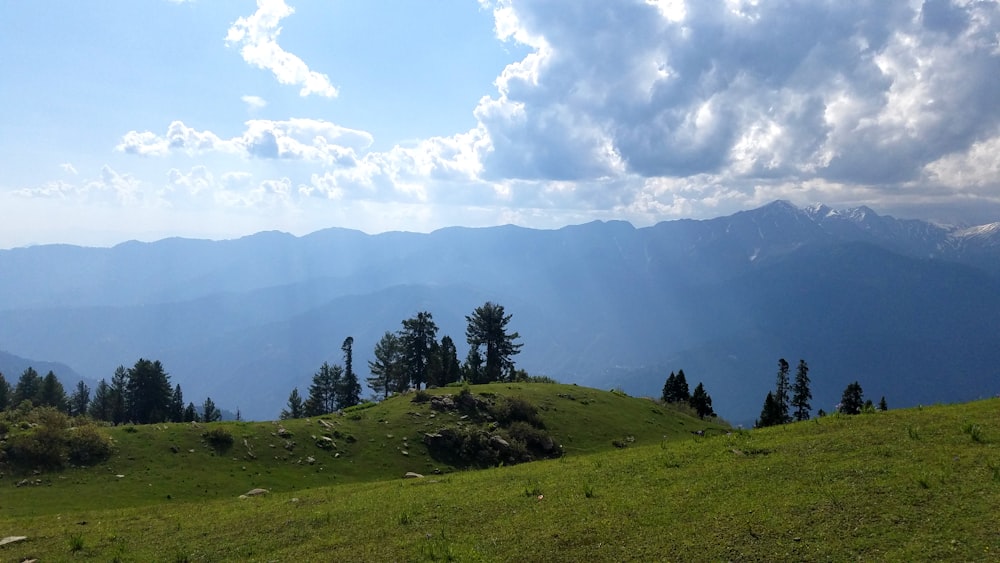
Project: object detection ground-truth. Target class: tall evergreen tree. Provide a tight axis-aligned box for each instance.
[12,367,42,407]
[110,365,129,424]
[465,302,522,383]
[437,335,462,387]
[775,358,791,424]
[791,359,812,422]
[878,396,888,411]
[38,371,68,411]
[839,381,864,415]
[0,371,10,411]
[169,384,185,423]
[68,380,90,417]
[89,379,114,421]
[281,387,304,419]
[400,311,438,390]
[756,392,783,428]
[661,372,676,403]
[183,402,199,422]
[304,362,342,416]
[463,346,485,384]
[689,382,715,419]
[201,396,221,422]
[368,331,405,399]
[126,359,172,424]
[337,338,362,409]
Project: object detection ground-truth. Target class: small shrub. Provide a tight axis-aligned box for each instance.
[907,426,920,440]
[67,425,115,465]
[123,425,138,434]
[963,422,984,443]
[342,401,377,414]
[398,512,412,525]
[411,390,432,403]
[525,375,559,384]
[202,427,234,451]
[584,483,596,498]
[69,532,85,552]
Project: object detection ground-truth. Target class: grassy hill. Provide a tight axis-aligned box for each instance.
[0,383,722,519]
[2,390,998,561]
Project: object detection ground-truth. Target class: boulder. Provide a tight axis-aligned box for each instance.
[490,435,511,450]
[403,472,424,479]
[242,488,269,497]
[0,536,28,547]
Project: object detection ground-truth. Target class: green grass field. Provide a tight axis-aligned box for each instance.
[1,386,998,561]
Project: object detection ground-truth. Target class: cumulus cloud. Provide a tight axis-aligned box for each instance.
[15,165,142,205]
[117,118,373,164]
[471,0,1000,214]
[226,0,338,98]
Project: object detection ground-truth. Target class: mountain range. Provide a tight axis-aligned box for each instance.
[2,200,998,424]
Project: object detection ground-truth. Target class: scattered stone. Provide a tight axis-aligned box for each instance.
[15,479,29,488]
[244,488,269,496]
[0,536,27,547]
[170,445,180,453]
[401,450,409,456]
[115,474,125,478]
[490,436,511,450]
[306,456,316,465]
[290,498,299,503]
[403,472,424,479]
[277,426,292,438]
[188,449,195,453]
[316,436,336,449]
[318,419,334,429]
[334,452,341,458]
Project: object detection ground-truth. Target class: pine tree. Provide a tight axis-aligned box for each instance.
[183,402,199,422]
[465,302,522,383]
[337,338,362,409]
[438,335,462,387]
[169,384,185,423]
[756,392,783,428]
[12,367,42,407]
[401,311,438,389]
[661,372,676,403]
[38,371,68,412]
[202,397,221,422]
[775,358,791,423]
[839,381,864,415]
[791,359,812,421]
[304,362,342,416]
[879,396,888,411]
[110,365,128,424]
[0,371,10,411]
[368,331,404,400]
[89,380,114,421]
[463,346,485,384]
[689,382,715,419]
[281,387,304,419]
[126,359,172,424]
[674,369,691,403]
[68,380,90,417]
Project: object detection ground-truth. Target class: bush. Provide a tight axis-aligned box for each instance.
[202,427,234,451]
[67,425,115,465]
[342,401,377,414]
[489,397,544,428]
[411,390,431,403]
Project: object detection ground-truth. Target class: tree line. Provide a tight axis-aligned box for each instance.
[660,369,716,419]
[756,359,887,427]
[282,302,523,419]
[0,359,224,424]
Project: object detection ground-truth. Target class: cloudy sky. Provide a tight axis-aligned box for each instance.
[2,0,998,247]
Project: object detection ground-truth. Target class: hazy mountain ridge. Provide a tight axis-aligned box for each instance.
[1,201,998,423]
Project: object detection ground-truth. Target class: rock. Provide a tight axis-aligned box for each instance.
[430,396,455,411]
[170,445,180,454]
[318,419,334,429]
[15,479,29,488]
[423,432,443,446]
[277,426,292,438]
[306,456,316,465]
[316,436,336,449]
[490,435,511,450]
[0,536,27,547]
[401,450,409,456]
[403,472,424,479]
[244,488,269,496]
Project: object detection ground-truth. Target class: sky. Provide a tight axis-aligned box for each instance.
[1,0,999,248]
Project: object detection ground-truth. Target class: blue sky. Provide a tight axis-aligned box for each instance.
[2,0,999,247]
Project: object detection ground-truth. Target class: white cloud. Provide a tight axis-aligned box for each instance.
[60,163,78,175]
[117,118,373,164]
[15,165,142,205]
[241,95,268,111]
[225,0,338,98]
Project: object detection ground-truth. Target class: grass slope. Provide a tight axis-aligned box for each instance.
[0,383,721,519]
[2,397,997,561]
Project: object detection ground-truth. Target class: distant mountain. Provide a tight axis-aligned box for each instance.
[1,201,998,423]
[0,350,90,389]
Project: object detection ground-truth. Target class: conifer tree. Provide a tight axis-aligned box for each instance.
[38,371,68,412]
[839,381,864,415]
[401,311,438,389]
[368,331,404,399]
[756,392,783,427]
[68,380,90,417]
[169,384,185,423]
[281,387,304,419]
[661,372,676,403]
[304,362,342,416]
[12,367,42,407]
[465,302,522,383]
[463,347,485,384]
[775,358,791,423]
[437,335,462,386]
[791,359,812,421]
[126,359,172,424]
[89,379,114,421]
[110,365,128,424]
[689,382,715,419]
[337,337,362,409]
[183,402,199,422]
[202,396,221,422]
[0,371,10,411]
[879,396,888,411]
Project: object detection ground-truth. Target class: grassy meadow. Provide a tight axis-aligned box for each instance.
[1,385,998,561]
